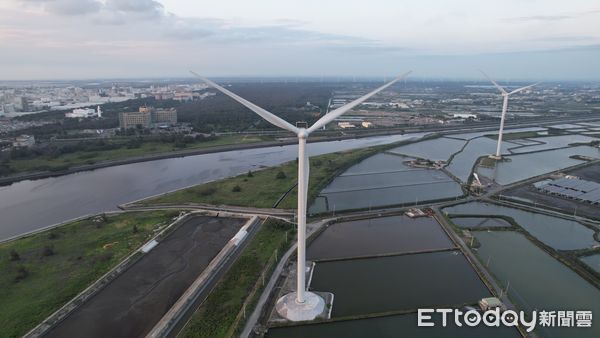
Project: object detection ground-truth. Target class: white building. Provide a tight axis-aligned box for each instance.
[362,121,373,128]
[338,122,355,129]
[13,135,35,148]
[453,113,477,119]
[65,106,102,119]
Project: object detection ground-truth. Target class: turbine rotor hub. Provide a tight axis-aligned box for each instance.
[297,129,308,139]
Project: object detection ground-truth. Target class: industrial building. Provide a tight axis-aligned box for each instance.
[535,177,600,205]
[119,106,177,129]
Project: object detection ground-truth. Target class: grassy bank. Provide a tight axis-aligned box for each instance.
[180,218,294,338]
[7,134,273,174]
[0,210,179,338]
[141,146,381,209]
[485,130,540,140]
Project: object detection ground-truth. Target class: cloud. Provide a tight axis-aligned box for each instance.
[505,14,573,22]
[21,0,102,16]
[503,9,600,22]
[19,0,165,17]
[105,0,164,17]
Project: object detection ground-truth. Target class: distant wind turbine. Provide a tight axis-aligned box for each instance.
[480,70,539,159]
[191,70,411,320]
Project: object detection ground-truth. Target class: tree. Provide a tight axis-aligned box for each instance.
[133,224,139,233]
[247,170,253,177]
[232,185,242,192]
[276,171,286,179]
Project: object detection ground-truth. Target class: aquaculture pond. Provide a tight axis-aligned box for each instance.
[445,137,511,182]
[474,231,600,338]
[580,254,600,274]
[578,122,600,127]
[388,137,466,161]
[310,251,491,317]
[265,312,521,338]
[478,146,599,185]
[508,135,597,154]
[447,127,546,141]
[443,202,598,250]
[548,124,586,129]
[307,215,455,260]
[450,217,512,229]
[309,153,463,214]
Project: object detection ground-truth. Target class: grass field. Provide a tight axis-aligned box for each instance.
[485,130,540,141]
[179,218,293,338]
[0,210,179,338]
[7,134,273,174]
[141,146,380,209]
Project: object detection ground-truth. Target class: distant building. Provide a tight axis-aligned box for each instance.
[119,109,152,129]
[13,134,35,148]
[362,121,373,128]
[453,113,477,119]
[65,107,102,118]
[337,122,355,129]
[119,105,177,129]
[152,108,177,124]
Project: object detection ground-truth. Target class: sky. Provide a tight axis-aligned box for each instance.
[1,0,599,80]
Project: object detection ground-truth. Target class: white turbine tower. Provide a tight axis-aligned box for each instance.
[480,70,538,159]
[191,71,411,320]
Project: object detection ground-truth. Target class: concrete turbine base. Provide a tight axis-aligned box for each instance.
[275,291,325,322]
[488,155,502,160]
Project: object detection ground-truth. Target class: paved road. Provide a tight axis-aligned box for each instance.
[121,203,294,218]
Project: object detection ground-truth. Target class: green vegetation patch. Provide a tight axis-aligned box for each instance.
[0,210,179,338]
[4,134,273,175]
[180,218,294,338]
[485,131,540,141]
[143,147,380,209]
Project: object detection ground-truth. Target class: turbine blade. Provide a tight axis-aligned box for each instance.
[508,82,540,95]
[306,71,412,134]
[479,70,507,94]
[190,71,299,134]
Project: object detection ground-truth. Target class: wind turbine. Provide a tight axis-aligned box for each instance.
[191,70,411,320]
[480,70,539,159]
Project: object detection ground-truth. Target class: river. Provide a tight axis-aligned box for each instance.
[0,133,424,240]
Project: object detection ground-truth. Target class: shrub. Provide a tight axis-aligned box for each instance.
[9,249,20,261]
[276,171,286,179]
[133,224,139,233]
[247,170,253,177]
[198,187,216,196]
[42,245,55,257]
[14,266,29,282]
[232,185,242,192]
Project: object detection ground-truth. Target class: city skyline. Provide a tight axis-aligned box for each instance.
[1,0,599,80]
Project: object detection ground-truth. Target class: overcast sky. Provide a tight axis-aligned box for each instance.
[1,0,599,80]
